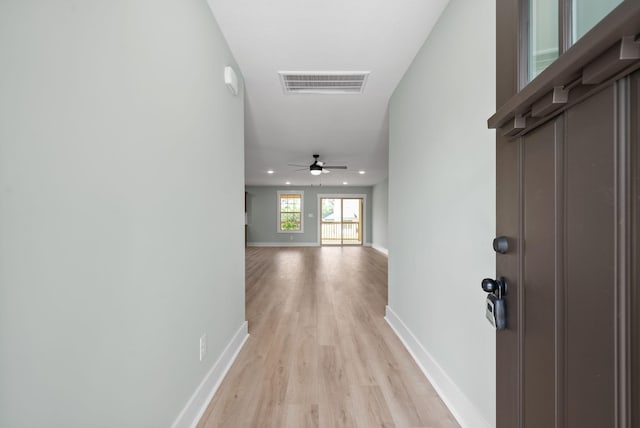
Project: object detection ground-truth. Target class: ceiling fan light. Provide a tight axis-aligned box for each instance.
[310,169,322,176]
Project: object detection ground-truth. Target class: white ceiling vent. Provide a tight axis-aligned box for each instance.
[278,71,370,94]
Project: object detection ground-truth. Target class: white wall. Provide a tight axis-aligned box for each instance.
[0,1,245,427]
[388,0,496,426]
[372,178,389,253]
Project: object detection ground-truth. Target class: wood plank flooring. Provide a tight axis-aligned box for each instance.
[197,247,459,428]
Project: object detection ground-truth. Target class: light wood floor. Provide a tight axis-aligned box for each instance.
[197,247,459,428]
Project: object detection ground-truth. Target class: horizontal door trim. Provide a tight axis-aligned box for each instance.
[488,1,640,135]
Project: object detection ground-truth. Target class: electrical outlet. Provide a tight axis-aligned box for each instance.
[199,334,207,362]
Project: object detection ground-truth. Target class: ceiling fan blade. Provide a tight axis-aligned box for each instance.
[317,161,325,166]
[322,169,330,174]
[294,168,307,172]
[323,165,347,169]
[288,163,309,167]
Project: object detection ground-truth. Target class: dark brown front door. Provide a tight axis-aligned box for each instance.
[491,2,640,427]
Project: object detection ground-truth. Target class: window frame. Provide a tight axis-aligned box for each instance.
[277,190,304,233]
[522,0,567,88]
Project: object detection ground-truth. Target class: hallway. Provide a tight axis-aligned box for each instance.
[197,247,459,427]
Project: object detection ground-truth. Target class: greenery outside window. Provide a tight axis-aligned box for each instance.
[277,191,303,232]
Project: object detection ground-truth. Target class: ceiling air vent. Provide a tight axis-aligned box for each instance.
[278,71,370,94]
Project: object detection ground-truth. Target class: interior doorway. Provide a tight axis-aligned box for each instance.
[320,197,363,245]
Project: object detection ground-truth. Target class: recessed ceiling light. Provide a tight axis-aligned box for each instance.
[358,170,366,175]
[285,181,291,185]
[267,170,274,174]
[343,181,348,185]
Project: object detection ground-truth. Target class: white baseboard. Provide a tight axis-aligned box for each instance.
[248,243,374,248]
[171,321,249,428]
[371,243,388,256]
[384,306,491,428]
[247,242,319,247]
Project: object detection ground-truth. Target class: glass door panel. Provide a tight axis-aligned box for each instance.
[341,199,362,245]
[571,0,623,43]
[321,198,341,245]
[527,0,625,84]
[529,0,559,80]
[320,198,362,246]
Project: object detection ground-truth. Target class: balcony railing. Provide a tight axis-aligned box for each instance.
[321,222,361,245]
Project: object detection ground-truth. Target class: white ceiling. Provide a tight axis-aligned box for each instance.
[207,0,449,186]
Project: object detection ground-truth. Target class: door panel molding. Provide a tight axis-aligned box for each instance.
[565,87,616,427]
[614,76,632,427]
[495,130,521,428]
[522,121,557,427]
[555,114,567,428]
[631,71,640,428]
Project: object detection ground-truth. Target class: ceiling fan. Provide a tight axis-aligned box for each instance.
[288,154,348,176]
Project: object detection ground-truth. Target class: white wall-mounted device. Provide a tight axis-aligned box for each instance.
[224,66,239,96]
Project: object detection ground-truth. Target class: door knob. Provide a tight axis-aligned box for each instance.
[493,236,509,254]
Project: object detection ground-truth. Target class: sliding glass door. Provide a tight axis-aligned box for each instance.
[320,198,362,245]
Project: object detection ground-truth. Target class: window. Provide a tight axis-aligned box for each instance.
[571,0,623,43]
[526,0,624,83]
[528,0,559,80]
[277,191,303,232]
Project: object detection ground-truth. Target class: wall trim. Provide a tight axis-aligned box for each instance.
[371,243,388,256]
[171,321,249,428]
[384,306,491,428]
[247,242,319,247]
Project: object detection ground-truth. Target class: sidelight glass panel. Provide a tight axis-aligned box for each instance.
[571,0,623,43]
[529,0,559,81]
